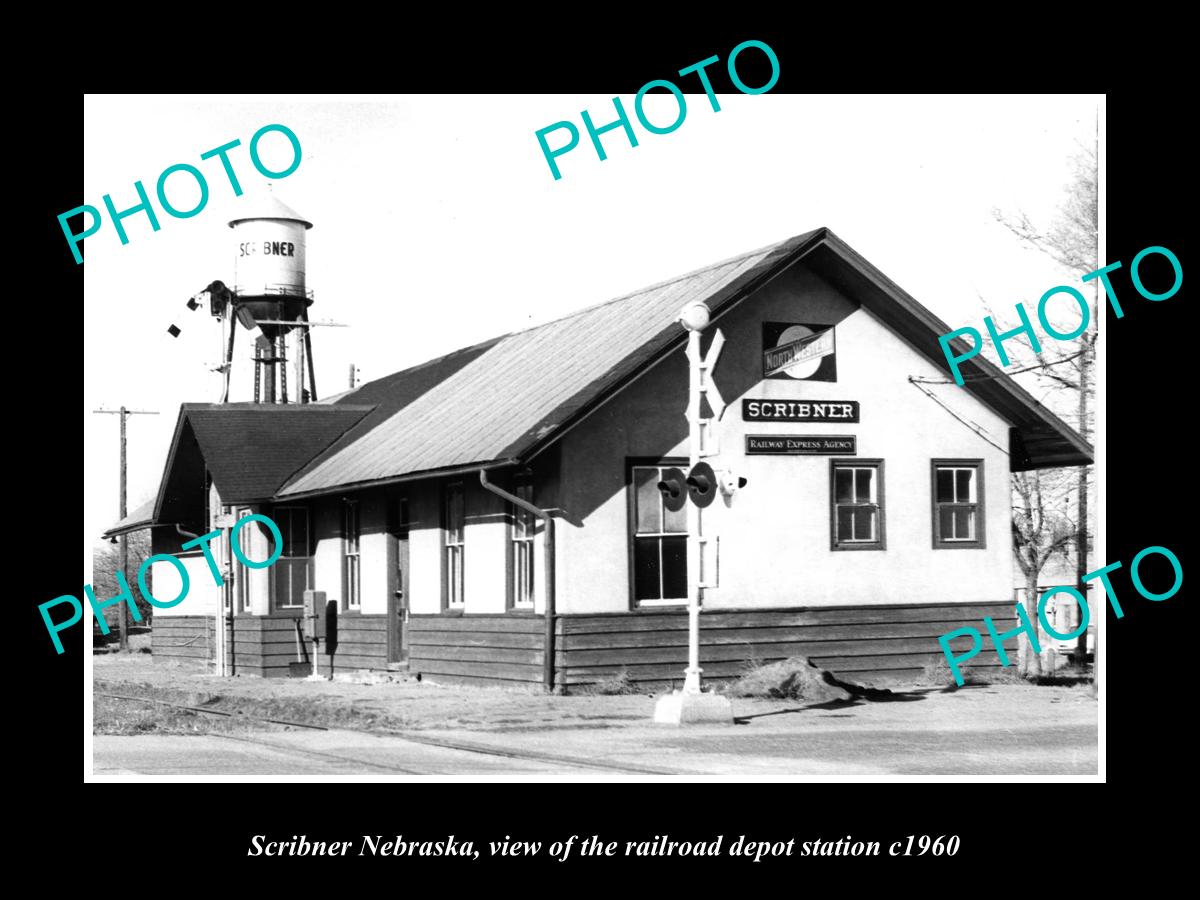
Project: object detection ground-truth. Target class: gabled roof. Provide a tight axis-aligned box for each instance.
[278,231,825,497]
[276,226,1091,498]
[295,337,505,487]
[137,227,1092,525]
[154,404,373,521]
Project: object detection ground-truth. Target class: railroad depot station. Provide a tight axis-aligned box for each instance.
[105,201,1092,692]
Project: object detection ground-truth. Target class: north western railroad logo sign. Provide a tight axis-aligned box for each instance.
[762,322,837,381]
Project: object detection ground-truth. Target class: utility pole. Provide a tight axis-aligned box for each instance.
[93,406,159,650]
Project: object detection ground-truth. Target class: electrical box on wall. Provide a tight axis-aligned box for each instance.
[304,590,338,654]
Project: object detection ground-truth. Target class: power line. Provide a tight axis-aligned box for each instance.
[905,378,1009,456]
[909,348,1087,386]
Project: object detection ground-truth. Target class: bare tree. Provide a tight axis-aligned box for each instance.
[1011,469,1076,677]
[92,531,154,628]
[994,141,1098,669]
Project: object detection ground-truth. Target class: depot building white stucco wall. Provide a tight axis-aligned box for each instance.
[551,261,1014,613]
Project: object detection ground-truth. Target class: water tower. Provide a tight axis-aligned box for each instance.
[222,194,316,403]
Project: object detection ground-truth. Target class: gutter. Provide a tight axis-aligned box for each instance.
[479,469,556,693]
[276,459,519,504]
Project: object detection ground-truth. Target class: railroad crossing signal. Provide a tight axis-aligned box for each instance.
[657,468,688,512]
[685,461,717,508]
[660,463,748,508]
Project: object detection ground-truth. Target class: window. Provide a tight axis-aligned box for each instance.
[830,459,886,550]
[444,483,465,608]
[273,506,310,610]
[630,463,688,606]
[343,500,361,610]
[932,459,986,549]
[391,498,410,606]
[510,482,535,609]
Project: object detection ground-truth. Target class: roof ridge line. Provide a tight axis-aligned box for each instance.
[340,335,506,400]
[180,402,377,410]
[343,233,812,399]
[495,234,804,340]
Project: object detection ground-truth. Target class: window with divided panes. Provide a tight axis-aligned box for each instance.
[932,460,985,548]
[510,481,535,609]
[444,483,465,608]
[343,500,361,610]
[831,459,885,550]
[273,505,311,610]
[631,463,688,605]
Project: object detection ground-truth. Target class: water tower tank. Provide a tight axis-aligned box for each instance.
[228,194,314,330]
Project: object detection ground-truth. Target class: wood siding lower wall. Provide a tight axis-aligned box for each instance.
[409,615,545,686]
[151,616,213,669]
[556,603,1020,691]
[155,604,1017,689]
[331,615,390,674]
[151,614,390,678]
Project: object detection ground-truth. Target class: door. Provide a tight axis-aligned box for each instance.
[387,499,410,663]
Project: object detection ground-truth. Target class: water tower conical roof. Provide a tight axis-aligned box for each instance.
[228,194,313,229]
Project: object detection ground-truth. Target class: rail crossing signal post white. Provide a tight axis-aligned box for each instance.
[654,303,734,725]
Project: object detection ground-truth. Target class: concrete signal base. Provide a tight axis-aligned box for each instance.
[654,689,735,725]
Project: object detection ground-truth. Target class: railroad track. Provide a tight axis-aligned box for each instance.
[96,691,682,776]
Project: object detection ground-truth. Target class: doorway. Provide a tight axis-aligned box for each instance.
[387,498,410,664]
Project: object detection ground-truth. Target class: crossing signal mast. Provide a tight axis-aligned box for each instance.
[653,301,740,725]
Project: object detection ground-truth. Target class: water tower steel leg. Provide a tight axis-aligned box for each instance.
[222,313,238,404]
[295,328,305,404]
[279,332,288,404]
[304,319,318,402]
[263,342,276,404]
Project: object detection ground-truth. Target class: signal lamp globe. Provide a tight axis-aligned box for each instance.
[678,302,710,332]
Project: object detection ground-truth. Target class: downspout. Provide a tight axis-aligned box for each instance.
[176,523,229,675]
[479,469,556,693]
[177,518,232,677]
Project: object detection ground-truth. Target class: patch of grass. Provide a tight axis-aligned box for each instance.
[740,644,764,676]
[921,658,977,686]
[922,657,1093,688]
[93,694,283,735]
[582,668,638,696]
[1026,660,1094,687]
[723,656,854,702]
[977,666,1027,685]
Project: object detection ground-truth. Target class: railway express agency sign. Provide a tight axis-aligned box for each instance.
[746,435,857,455]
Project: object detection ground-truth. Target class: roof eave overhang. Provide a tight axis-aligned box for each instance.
[275,458,521,503]
[814,234,1094,472]
[149,403,382,514]
[101,520,156,540]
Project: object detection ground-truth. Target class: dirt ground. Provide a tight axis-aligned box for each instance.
[93,652,1096,738]
[95,653,662,734]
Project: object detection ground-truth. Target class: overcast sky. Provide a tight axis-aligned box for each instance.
[82,93,1101,548]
